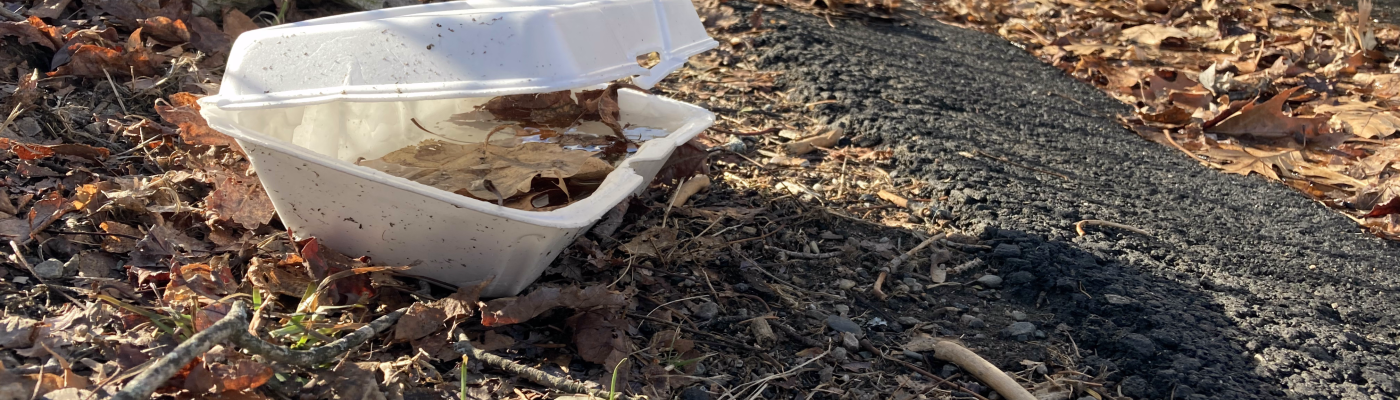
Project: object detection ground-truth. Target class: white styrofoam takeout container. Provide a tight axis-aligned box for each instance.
[198,0,717,297]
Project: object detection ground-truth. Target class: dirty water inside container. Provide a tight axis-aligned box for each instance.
[207,86,695,211]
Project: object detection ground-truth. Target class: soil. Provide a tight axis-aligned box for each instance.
[749,6,1400,400]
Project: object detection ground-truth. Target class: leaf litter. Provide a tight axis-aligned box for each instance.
[926,0,1400,239]
[0,0,1106,399]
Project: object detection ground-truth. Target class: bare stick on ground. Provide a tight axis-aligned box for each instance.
[0,7,24,21]
[874,233,944,300]
[860,340,991,400]
[454,335,644,400]
[1074,219,1151,237]
[770,319,824,349]
[764,245,843,259]
[930,340,1036,400]
[112,301,408,400]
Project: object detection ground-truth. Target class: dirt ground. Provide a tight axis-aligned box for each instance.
[3,0,1400,400]
[748,4,1400,399]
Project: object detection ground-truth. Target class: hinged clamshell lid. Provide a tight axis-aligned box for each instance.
[205,0,716,110]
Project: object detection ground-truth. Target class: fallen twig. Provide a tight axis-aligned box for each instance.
[860,340,991,400]
[876,190,931,217]
[454,335,644,400]
[872,270,889,300]
[1074,219,1151,237]
[718,348,827,400]
[940,240,992,252]
[928,340,1036,400]
[769,319,825,349]
[874,233,945,300]
[764,245,843,259]
[887,233,945,273]
[670,175,712,207]
[112,301,407,400]
[1,7,25,22]
[712,126,782,136]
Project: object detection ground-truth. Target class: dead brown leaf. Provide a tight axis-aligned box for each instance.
[0,16,63,50]
[187,17,232,57]
[393,302,448,342]
[480,285,628,327]
[567,310,631,372]
[1314,102,1400,139]
[1206,87,1327,139]
[358,140,612,201]
[1201,147,1301,181]
[51,29,167,78]
[620,226,679,258]
[205,173,276,230]
[140,16,190,45]
[222,10,260,39]
[1120,24,1192,47]
[156,92,239,147]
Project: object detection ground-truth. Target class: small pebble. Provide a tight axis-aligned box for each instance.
[1105,294,1134,305]
[1002,322,1036,341]
[826,315,862,334]
[960,314,986,329]
[694,302,719,320]
[897,316,922,326]
[992,243,1022,258]
[902,350,924,361]
[835,279,857,290]
[901,277,919,286]
[33,259,66,279]
[830,347,849,363]
[894,284,910,292]
[840,331,860,349]
[833,304,851,316]
[1011,311,1027,321]
[723,136,746,153]
[680,387,712,400]
[976,274,1003,288]
[907,282,924,292]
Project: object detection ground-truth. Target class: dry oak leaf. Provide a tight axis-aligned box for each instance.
[156,92,239,147]
[393,302,449,342]
[1365,196,1400,218]
[1201,147,1301,181]
[1313,102,1400,139]
[567,310,632,372]
[205,174,276,230]
[1206,87,1327,139]
[480,285,628,327]
[140,16,190,45]
[51,29,167,78]
[0,16,63,50]
[359,140,612,200]
[222,9,260,39]
[1120,24,1192,46]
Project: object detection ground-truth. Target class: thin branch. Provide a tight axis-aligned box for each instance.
[112,302,408,400]
[454,335,645,400]
[927,340,1036,400]
[0,6,24,22]
[769,320,824,349]
[764,245,843,259]
[860,340,992,400]
[230,307,407,366]
[1074,219,1151,237]
[111,302,254,400]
